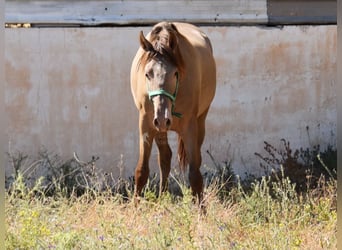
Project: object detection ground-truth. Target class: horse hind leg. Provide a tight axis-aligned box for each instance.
[155,132,172,197]
[197,108,210,148]
[196,108,210,210]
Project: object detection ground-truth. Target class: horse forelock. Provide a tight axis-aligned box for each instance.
[138,24,185,76]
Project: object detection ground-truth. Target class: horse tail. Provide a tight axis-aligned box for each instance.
[177,136,188,172]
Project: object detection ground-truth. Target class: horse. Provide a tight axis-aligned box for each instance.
[130,22,216,203]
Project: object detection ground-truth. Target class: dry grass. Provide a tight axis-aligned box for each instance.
[5,170,337,249]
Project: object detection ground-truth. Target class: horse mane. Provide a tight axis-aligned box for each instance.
[138,23,185,77]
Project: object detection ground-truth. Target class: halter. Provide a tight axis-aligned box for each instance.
[147,73,182,118]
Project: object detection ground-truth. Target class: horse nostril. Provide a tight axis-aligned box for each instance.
[153,118,160,128]
[166,118,171,127]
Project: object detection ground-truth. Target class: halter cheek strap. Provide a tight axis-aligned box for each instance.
[147,73,182,118]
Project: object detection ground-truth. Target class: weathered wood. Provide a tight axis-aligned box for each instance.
[268,0,336,24]
[5,0,268,25]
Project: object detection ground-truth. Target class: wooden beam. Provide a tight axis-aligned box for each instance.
[267,0,336,24]
[5,0,268,26]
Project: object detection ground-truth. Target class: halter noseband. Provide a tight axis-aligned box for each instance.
[147,73,182,118]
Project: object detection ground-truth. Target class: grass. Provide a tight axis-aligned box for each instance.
[6,172,336,249]
[5,143,337,249]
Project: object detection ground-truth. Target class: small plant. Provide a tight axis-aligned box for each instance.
[6,148,108,198]
[203,149,236,200]
[255,139,336,192]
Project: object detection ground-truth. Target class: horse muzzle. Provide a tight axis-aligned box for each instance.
[152,96,173,132]
[153,115,172,132]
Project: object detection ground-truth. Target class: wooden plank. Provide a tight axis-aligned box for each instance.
[268,0,337,24]
[5,0,268,26]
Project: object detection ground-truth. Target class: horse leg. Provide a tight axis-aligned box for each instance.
[155,132,172,197]
[181,119,203,202]
[196,109,210,211]
[182,109,210,204]
[134,115,155,197]
[197,108,209,148]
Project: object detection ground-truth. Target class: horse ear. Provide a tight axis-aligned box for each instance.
[170,23,178,32]
[139,31,154,52]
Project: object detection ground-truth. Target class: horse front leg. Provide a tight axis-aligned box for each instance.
[134,117,155,198]
[181,120,203,203]
[155,132,172,197]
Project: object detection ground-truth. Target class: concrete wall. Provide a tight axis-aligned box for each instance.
[5,25,337,178]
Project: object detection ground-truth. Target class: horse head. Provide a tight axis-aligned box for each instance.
[139,23,184,132]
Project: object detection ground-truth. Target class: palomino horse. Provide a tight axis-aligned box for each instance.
[130,22,216,202]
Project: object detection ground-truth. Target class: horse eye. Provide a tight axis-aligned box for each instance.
[145,73,150,80]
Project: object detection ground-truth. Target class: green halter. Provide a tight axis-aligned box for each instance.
[147,73,182,118]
